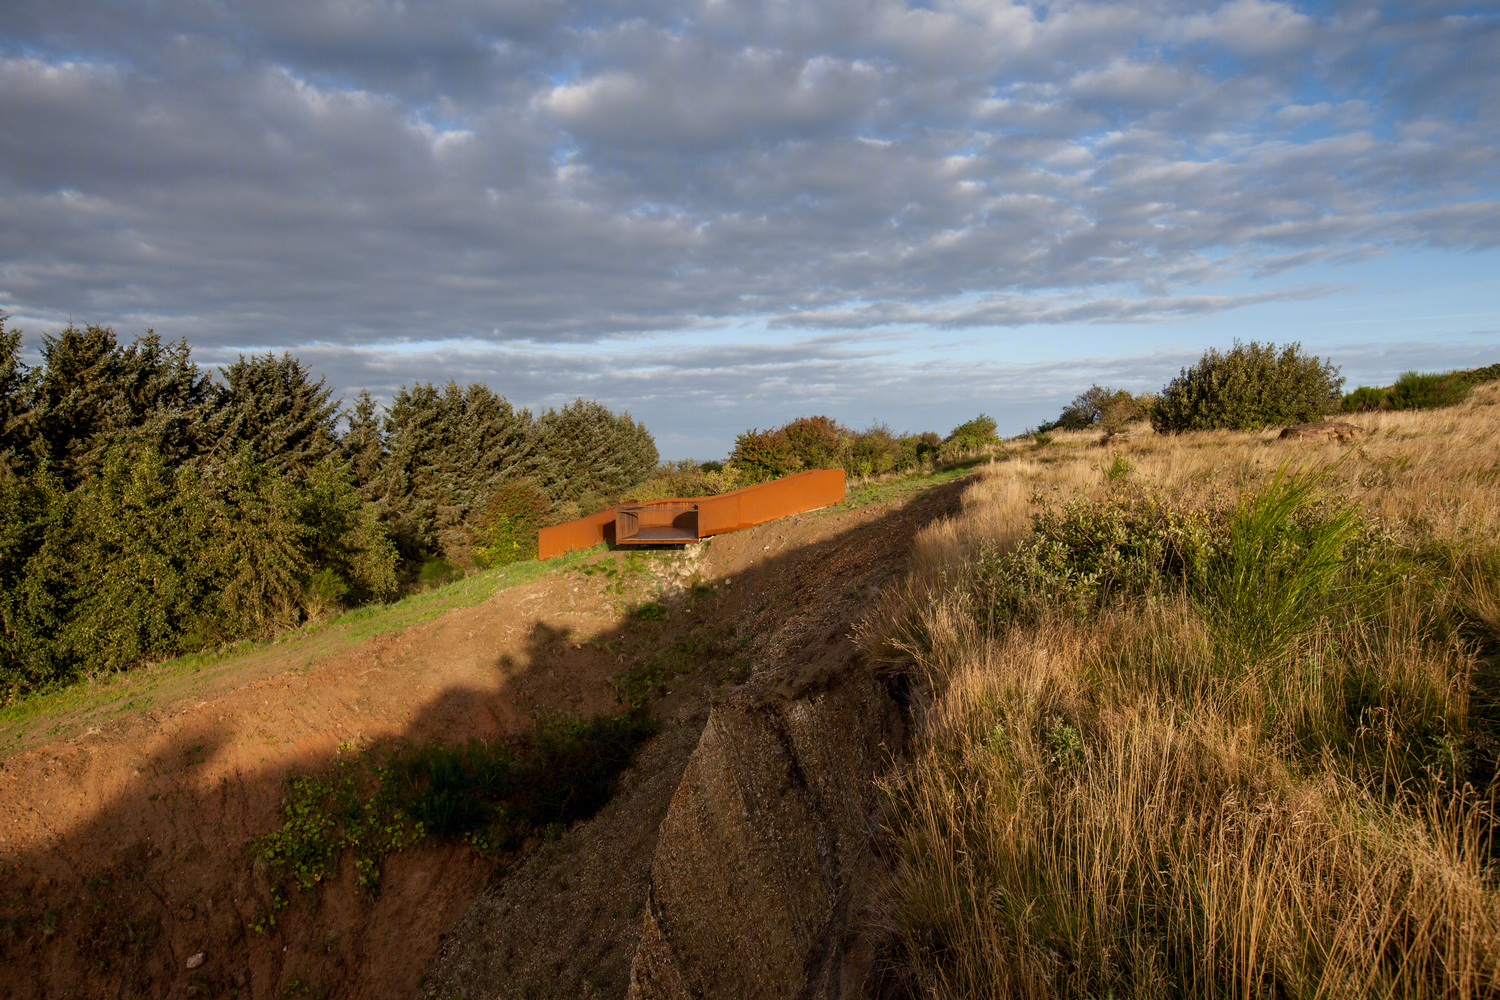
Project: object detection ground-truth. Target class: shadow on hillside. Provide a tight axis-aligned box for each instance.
[0,474,974,1000]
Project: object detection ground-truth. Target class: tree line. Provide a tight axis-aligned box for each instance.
[0,319,656,695]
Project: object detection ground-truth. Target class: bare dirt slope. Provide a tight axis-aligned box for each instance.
[0,474,968,1000]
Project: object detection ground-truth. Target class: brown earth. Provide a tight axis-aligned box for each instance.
[0,474,968,1000]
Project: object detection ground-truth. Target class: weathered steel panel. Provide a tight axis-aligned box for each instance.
[536,505,618,560]
[617,502,700,544]
[536,468,846,560]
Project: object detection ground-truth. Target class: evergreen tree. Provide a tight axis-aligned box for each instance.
[373,380,540,560]
[65,448,218,669]
[213,352,339,479]
[441,382,536,553]
[295,456,398,605]
[9,323,219,484]
[341,389,386,494]
[373,382,446,558]
[199,447,310,638]
[534,398,658,510]
[459,382,535,486]
[112,333,218,467]
[26,323,121,487]
[0,469,76,691]
[0,319,28,477]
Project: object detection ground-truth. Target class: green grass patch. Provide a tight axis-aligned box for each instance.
[251,711,658,923]
[610,628,735,709]
[834,465,976,513]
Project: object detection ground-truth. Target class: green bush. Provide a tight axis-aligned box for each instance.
[1151,341,1343,433]
[1387,370,1471,411]
[255,712,659,899]
[846,424,902,477]
[1454,362,1500,386]
[730,415,846,482]
[943,414,1000,458]
[781,415,842,469]
[730,427,798,481]
[1341,385,1390,412]
[898,432,941,468]
[970,467,1376,663]
[1044,386,1147,433]
[418,557,462,590]
[969,483,1218,626]
[472,478,551,567]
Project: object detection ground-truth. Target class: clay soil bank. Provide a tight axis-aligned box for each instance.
[0,474,967,1000]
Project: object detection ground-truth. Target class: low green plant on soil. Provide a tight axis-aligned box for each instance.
[251,712,657,923]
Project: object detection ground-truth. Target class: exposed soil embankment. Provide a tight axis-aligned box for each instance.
[629,668,898,999]
[423,477,969,999]
[0,473,967,1000]
[625,479,970,999]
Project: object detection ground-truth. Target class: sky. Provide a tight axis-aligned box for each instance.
[1,0,1497,461]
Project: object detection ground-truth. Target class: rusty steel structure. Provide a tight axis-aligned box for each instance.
[537,468,845,560]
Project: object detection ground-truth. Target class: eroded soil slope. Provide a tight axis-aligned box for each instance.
[0,475,966,1000]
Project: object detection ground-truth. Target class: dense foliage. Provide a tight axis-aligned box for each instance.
[0,317,658,695]
[728,415,971,483]
[1040,385,1150,434]
[1342,364,1500,413]
[1151,340,1343,433]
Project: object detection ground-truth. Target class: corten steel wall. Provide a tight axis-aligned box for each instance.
[536,468,846,560]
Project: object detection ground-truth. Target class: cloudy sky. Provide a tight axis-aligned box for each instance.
[2,0,1497,459]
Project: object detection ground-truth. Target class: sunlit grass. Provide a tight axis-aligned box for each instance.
[864,382,1500,998]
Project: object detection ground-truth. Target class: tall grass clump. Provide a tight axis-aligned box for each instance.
[1200,463,1371,661]
[865,390,1500,999]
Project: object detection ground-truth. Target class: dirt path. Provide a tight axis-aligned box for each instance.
[0,475,968,1000]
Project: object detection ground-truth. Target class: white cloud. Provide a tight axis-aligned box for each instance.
[1176,0,1317,56]
[0,0,1495,430]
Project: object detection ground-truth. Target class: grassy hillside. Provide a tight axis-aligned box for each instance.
[863,384,1500,997]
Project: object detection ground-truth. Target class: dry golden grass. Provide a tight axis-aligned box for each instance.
[866,387,1500,999]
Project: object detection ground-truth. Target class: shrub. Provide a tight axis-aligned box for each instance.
[730,415,848,482]
[1151,340,1343,433]
[1045,385,1146,433]
[255,711,658,898]
[625,460,745,503]
[729,427,798,482]
[943,415,1000,459]
[1387,370,1471,411]
[969,483,1218,626]
[781,415,843,470]
[472,478,551,567]
[898,432,942,469]
[846,424,902,477]
[970,467,1375,662]
[1341,385,1390,412]
[418,557,462,589]
[1454,362,1500,386]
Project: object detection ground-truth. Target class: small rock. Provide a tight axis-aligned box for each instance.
[1279,421,1368,442]
[185,951,206,970]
